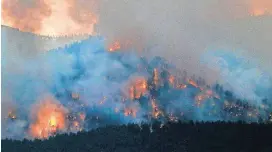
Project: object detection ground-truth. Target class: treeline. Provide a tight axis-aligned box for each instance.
[2,121,272,152]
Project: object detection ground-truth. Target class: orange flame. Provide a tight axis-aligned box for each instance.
[176,84,187,89]
[29,96,68,139]
[153,69,160,88]
[250,0,272,16]
[205,90,213,97]
[168,75,175,87]
[73,121,79,127]
[124,108,137,117]
[188,79,198,88]
[151,99,163,118]
[108,41,121,52]
[195,94,209,106]
[128,77,148,100]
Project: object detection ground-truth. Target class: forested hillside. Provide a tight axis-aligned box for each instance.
[2,121,272,152]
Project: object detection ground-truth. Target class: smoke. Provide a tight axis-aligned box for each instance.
[1,0,52,33]
[96,0,272,83]
[250,0,272,15]
[202,49,272,102]
[66,0,98,25]
[2,0,272,140]
[2,0,271,71]
[1,0,98,36]
[2,36,271,140]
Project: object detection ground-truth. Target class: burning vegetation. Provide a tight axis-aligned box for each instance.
[5,56,271,140]
[108,41,121,52]
[29,96,68,139]
[21,60,270,139]
[3,37,271,140]
[127,77,148,100]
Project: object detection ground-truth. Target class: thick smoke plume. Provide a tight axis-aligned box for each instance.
[1,0,272,140]
[1,0,52,33]
[1,0,98,36]
[2,36,272,140]
[96,0,272,81]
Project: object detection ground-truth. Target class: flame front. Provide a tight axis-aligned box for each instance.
[128,77,148,100]
[29,96,68,139]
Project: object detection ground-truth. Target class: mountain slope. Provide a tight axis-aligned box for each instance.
[1,25,90,56]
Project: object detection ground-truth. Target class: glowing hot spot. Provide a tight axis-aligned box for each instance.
[29,96,68,139]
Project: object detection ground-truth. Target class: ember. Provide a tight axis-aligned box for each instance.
[109,41,121,52]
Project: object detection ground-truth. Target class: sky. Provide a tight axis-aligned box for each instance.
[2,0,272,81]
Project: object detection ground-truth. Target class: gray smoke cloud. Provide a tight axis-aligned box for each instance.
[1,0,52,33]
[96,0,272,82]
[2,0,272,140]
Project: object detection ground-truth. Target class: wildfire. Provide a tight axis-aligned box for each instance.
[188,79,198,88]
[8,111,17,120]
[250,0,272,16]
[176,84,187,89]
[196,95,205,101]
[251,9,269,16]
[195,93,211,106]
[73,121,79,127]
[168,113,179,122]
[153,69,160,88]
[108,41,121,52]
[124,108,137,117]
[151,99,163,118]
[29,96,68,139]
[128,77,148,100]
[49,116,57,127]
[168,75,175,87]
[205,90,214,97]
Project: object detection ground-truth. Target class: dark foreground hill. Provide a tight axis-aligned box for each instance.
[2,121,272,152]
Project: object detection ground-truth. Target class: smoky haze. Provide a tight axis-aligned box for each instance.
[1,0,272,140]
[97,0,272,84]
[1,0,52,33]
[2,0,272,106]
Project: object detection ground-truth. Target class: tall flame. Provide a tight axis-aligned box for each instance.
[128,77,148,100]
[29,96,68,139]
